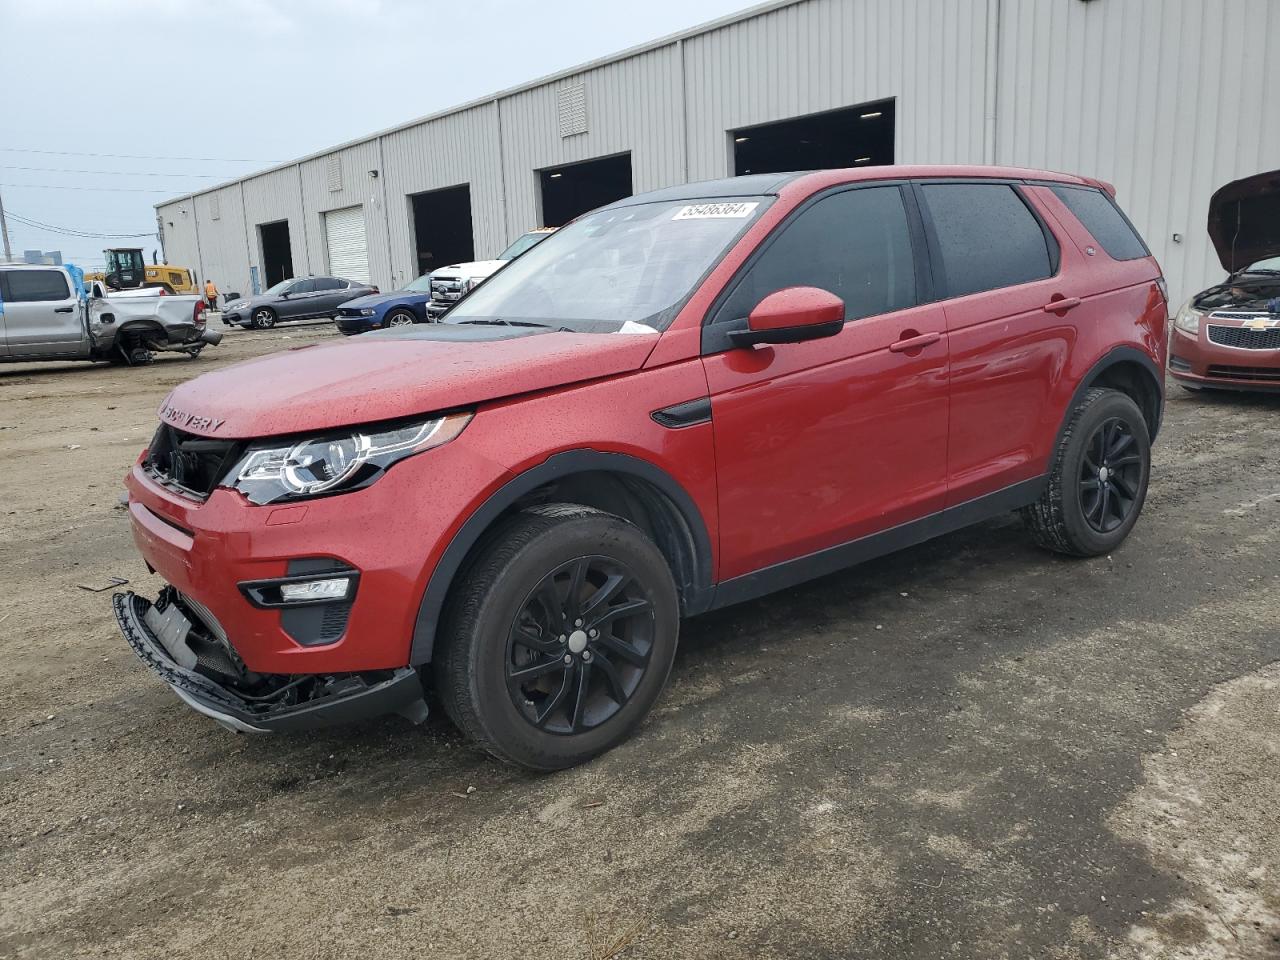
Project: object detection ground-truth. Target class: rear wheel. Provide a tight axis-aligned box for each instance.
[1021,388,1151,556]
[384,310,416,328]
[251,308,276,329]
[436,504,679,770]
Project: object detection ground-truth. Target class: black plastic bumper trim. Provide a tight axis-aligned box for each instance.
[113,591,424,732]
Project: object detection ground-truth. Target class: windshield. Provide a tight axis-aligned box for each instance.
[447,198,770,330]
[1242,255,1280,273]
[499,231,552,260]
[403,274,434,292]
[264,279,293,295]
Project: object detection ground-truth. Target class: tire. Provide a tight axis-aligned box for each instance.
[251,308,277,329]
[436,504,679,770]
[1021,387,1151,557]
[384,310,416,328]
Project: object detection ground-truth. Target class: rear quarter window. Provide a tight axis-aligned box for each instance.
[1049,185,1150,261]
[921,183,1056,298]
[4,269,71,302]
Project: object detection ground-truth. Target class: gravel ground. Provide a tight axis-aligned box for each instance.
[1,322,1277,959]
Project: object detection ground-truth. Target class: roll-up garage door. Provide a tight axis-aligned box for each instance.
[324,205,370,283]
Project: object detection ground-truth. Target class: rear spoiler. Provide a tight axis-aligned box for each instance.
[1081,176,1117,199]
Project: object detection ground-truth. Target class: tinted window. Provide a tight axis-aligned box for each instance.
[290,279,316,294]
[5,269,70,302]
[715,186,917,324]
[314,277,343,290]
[922,183,1054,297]
[1050,185,1149,261]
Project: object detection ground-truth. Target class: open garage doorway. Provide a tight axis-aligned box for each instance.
[258,220,293,288]
[410,184,475,278]
[732,99,895,176]
[539,153,632,227]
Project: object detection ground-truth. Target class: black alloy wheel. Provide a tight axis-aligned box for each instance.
[505,555,654,734]
[1078,417,1144,533]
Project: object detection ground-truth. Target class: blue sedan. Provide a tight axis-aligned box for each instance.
[334,274,433,335]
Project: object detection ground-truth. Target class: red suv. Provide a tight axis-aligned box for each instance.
[115,165,1167,769]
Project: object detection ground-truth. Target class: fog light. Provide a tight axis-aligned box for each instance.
[280,578,351,602]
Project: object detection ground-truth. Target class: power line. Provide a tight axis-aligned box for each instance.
[6,210,155,239]
[1,147,281,163]
[1,164,220,179]
[0,182,172,194]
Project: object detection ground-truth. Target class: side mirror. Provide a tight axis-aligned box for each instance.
[729,286,845,348]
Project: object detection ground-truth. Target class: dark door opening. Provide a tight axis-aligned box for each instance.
[732,99,895,176]
[539,152,633,227]
[410,184,475,277]
[258,220,293,288]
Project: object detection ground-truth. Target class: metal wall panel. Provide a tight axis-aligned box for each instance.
[299,140,385,285]
[240,165,308,287]
[683,0,990,180]
[380,102,506,288]
[994,0,1280,306]
[188,185,251,296]
[498,43,685,237]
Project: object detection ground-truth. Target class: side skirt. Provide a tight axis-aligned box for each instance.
[708,476,1047,612]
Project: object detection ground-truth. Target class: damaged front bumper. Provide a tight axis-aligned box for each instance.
[113,590,427,733]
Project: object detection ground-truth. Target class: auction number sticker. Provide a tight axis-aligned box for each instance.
[672,201,760,220]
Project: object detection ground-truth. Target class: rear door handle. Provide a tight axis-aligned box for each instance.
[889,331,942,353]
[54,306,75,313]
[1042,296,1081,313]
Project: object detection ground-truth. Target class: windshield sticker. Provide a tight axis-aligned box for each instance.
[672,201,760,221]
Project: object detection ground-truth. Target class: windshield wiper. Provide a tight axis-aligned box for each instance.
[457,318,554,328]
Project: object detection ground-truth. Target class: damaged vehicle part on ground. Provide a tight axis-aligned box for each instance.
[1170,169,1280,393]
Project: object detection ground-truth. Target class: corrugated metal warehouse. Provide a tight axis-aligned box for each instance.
[156,0,1280,309]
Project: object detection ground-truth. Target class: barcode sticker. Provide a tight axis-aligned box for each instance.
[672,202,760,220]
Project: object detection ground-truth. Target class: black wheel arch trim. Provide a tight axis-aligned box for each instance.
[409,450,715,665]
[1060,345,1165,446]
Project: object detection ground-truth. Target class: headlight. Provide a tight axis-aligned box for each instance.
[360,308,376,316]
[1174,301,1203,335]
[464,277,481,293]
[225,412,472,504]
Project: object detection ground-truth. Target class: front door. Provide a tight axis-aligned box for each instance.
[0,268,84,357]
[278,278,317,318]
[703,184,950,583]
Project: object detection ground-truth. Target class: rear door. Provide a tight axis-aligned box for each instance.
[0,268,84,357]
[311,277,350,314]
[703,183,950,582]
[914,181,1067,507]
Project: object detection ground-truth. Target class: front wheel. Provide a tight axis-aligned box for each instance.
[436,504,679,770]
[251,308,276,329]
[1021,387,1151,556]
[384,310,416,328]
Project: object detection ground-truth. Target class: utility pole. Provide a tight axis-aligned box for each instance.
[0,186,12,262]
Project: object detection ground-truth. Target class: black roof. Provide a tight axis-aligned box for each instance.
[607,172,803,208]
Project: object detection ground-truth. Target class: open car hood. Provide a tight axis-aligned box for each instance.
[159,325,659,439]
[1207,169,1280,272]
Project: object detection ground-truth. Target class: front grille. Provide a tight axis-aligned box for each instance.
[145,424,242,500]
[336,307,364,317]
[1206,365,1280,382]
[1207,324,1280,350]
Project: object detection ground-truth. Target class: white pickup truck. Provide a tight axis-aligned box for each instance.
[0,263,221,366]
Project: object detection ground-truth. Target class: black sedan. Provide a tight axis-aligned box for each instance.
[222,276,378,329]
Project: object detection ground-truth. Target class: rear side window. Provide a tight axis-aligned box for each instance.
[714,186,918,324]
[315,277,343,290]
[1049,185,1149,261]
[4,269,71,302]
[921,183,1055,297]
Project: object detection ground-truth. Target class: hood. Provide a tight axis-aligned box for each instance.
[1207,169,1280,271]
[158,325,659,439]
[431,259,506,280]
[340,290,426,310]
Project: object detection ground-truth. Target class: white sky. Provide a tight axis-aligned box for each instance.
[0,0,750,268]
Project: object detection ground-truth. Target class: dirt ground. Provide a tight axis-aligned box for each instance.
[1,322,1278,960]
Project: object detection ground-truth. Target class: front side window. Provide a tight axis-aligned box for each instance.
[500,231,551,260]
[922,183,1055,298]
[5,269,71,302]
[447,198,770,331]
[1049,185,1149,261]
[714,186,918,325]
[291,279,317,294]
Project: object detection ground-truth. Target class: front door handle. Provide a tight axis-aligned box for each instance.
[1042,295,1081,313]
[889,331,942,354]
[54,306,75,313]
